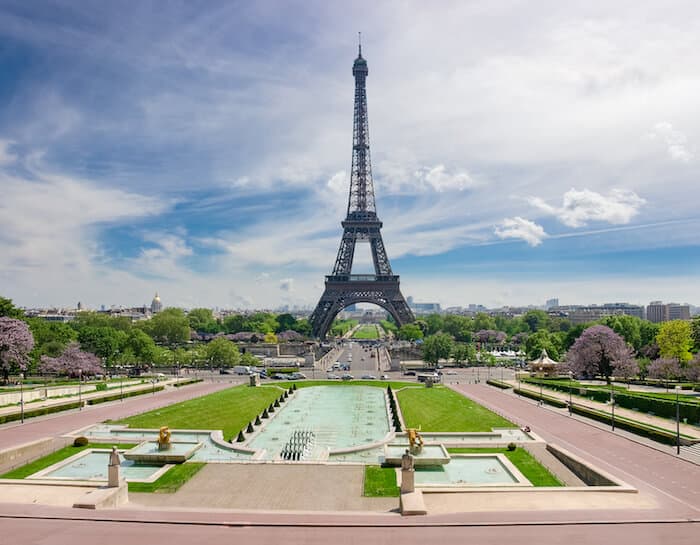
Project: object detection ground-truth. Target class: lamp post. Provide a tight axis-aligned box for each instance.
[78,368,82,410]
[676,385,681,455]
[538,366,543,405]
[120,372,124,402]
[610,379,615,431]
[568,370,573,416]
[20,371,24,423]
[517,369,520,397]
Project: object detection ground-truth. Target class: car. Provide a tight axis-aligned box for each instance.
[361,374,376,380]
[272,373,287,380]
[326,373,341,380]
[446,370,458,375]
[290,372,307,380]
[341,373,354,380]
[403,370,416,376]
[380,374,389,380]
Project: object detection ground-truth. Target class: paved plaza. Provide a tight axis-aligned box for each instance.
[1,378,699,544]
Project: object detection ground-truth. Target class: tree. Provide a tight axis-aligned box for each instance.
[27,318,77,360]
[263,332,278,344]
[77,326,127,365]
[38,343,103,377]
[0,317,35,383]
[451,343,469,366]
[422,333,453,367]
[276,313,297,332]
[691,317,700,352]
[205,337,240,368]
[123,329,159,365]
[601,315,643,352]
[565,325,636,382]
[522,310,550,333]
[0,296,25,319]
[524,330,561,360]
[647,358,681,382]
[140,308,191,345]
[291,319,312,337]
[71,312,132,332]
[187,308,220,334]
[472,313,496,332]
[398,323,424,341]
[656,320,693,364]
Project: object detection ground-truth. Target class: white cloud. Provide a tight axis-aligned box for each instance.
[648,122,693,162]
[494,217,547,247]
[418,165,480,192]
[326,171,347,194]
[529,188,645,228]
[0,139,17,165]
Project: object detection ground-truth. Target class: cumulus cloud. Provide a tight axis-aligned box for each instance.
[648,122,693,162]
[417,165,480,192]
[326,171,347,194]
[529,188,645,228]
[494,217,547,246]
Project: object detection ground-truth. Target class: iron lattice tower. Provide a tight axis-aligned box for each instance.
[310,43,414,339]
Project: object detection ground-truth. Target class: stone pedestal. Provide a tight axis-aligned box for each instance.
[108,464,123,488]
[401,468,415,493]
[249,373,260,387]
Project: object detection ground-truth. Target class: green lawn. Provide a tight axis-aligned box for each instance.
[363,465,399,497]
[128,462,205,493]
[352,325,380,339]
[114,384,282,441]
[447,447,563,487]
[397,386,514,431]
[0,443,137,479]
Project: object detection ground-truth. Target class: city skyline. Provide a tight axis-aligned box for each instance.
[1,2,699,310]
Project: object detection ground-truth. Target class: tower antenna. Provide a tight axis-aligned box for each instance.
[358,31,361,56]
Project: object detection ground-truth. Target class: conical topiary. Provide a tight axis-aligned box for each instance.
[262,409,269,419]
[274,399,280,408]
[279,395,285,404]
[236,430,245,442]
[246,421,254,433]
[255,415,262,425]
[269,403,275,413]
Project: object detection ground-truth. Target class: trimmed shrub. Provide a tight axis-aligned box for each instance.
[246,422,254,433]
[0,400,82,425]
[514,388,567,408]
[173,378,203,388]
[487,379,511,390]
[87,386,165,405]
[236,430,245,442]
[73,436,89,447]
[255,415,262,425]
[95,382,108,391]
[507,442,517,451]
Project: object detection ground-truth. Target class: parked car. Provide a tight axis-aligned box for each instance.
[403,370,416,376]
[380,374,389,380]
[272,373,287,380]
[446,370,458,375]
[327,373,341,380]
[290,372,307,380]
[361,374,376,380]
[341,373,354,381]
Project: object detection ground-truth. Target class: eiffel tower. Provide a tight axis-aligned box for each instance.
[310,42,414,339]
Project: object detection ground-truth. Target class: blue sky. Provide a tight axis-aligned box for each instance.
[1,1,699,310]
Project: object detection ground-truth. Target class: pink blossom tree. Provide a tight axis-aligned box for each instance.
[565,325,637,382]
[38,343,103,378]
[0,317,35,383]
[647,357,682,382]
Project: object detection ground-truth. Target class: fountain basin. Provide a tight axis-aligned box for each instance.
[383,443,450,466]
[123,441,202,464]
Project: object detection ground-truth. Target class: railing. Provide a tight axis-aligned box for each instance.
[326,274,398,283]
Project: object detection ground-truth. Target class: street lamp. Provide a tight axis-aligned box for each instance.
[538,366,543,405]
[20,370,24,423]
[676,385,681,455]
[78,368,82,410]
[568,370,573,416]
[610,380,615,431]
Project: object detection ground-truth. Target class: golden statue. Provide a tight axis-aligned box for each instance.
[157,426,172,451]
[407,427,424,454]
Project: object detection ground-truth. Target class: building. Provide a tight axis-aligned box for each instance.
[150,292,163,314]
[545,298,559,309]
[646,301,690,323]
[552,303,645,325]
[407,297,441,314]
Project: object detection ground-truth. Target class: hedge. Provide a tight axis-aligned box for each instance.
[513,387,568,408]
[523,378,700,424]
[486,379,511,390]
[87,386,165,405]
[0,400,83,424]
[173,378,203,388]
[569,404,696,447]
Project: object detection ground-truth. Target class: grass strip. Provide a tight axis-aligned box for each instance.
[115,384,281,441]
[363,465,399,497]
[1,443,137,479]
[397,386,514,431]
[447,447,563,487]
[128,462,205,493]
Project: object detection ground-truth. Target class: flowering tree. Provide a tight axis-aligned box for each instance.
[0,317,35,383]
[646,357,682,382]
[685,354,700,382]
[38,343,103,378]
[474,330,507,346]
[565,325,637,382]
